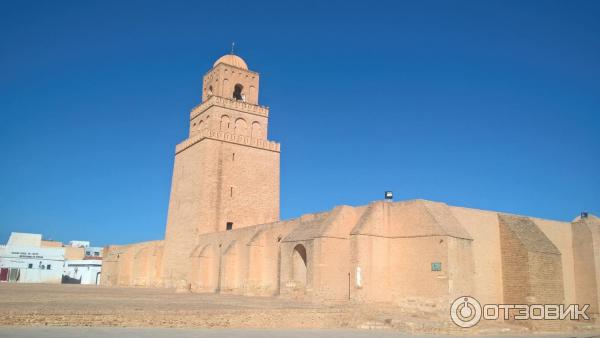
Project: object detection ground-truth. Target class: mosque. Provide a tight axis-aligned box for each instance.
[101,53,599,323]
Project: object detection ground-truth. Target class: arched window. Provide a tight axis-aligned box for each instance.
[251,122,262,139]
[233,84,243,101]
[223,79,229,97]
[234,118,247,136]
[220,115,230,130]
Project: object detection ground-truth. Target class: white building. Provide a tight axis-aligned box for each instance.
[0,233,65,283]
[84,246,103,258]
[63,259,102,285]
[0,232,103,285]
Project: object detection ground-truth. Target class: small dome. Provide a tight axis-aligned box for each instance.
[213,54,248,70]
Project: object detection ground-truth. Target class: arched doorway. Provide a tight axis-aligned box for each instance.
[291,244,307,287]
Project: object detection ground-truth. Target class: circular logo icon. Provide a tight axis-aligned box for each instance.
[450,296,482,328]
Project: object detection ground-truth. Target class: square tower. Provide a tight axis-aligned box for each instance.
[161,54,280,286]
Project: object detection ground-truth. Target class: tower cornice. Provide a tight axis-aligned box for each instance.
[175,127,280,155]
[190,96,270,121]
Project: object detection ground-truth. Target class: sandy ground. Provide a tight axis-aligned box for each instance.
[1,327,598,338]
[0,284,598,336]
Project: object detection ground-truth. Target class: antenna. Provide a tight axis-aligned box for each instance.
[231,42,235,55]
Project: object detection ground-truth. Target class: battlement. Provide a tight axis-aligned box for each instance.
[175,128,280,154]
[190,96,269,120]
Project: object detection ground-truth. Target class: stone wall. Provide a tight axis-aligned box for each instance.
[102,198,600,331]
[101,240,163,287]
[499,214,564,329]
[572,216,600,318]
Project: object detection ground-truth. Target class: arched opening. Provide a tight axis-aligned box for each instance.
[95,272,101,285]
[291,244,307,287]
[249,86,255,102]
[251,121,262,139]
[233,84,243,101]
[220,115,230,130]
[234,118,247,135]
[223,79,229,97]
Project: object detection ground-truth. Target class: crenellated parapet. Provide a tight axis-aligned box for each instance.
[190,96,269,120]
[175,128,280,154]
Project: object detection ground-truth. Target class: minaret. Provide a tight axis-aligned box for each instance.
[161,53,281,286]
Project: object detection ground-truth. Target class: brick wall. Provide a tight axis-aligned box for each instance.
[572,219,600,317]
[499,214,564,328]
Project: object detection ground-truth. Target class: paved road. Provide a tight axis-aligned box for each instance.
[0,328,598,338]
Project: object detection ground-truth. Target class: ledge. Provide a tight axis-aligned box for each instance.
[175,128,280,154]
[190,96,269,120]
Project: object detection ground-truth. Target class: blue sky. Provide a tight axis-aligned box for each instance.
[1,1,598,246]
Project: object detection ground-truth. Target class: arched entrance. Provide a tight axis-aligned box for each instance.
[291,244,307,287]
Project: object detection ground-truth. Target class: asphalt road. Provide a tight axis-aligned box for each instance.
[0,328,598,338]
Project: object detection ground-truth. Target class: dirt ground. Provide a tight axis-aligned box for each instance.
[0,284,597,335]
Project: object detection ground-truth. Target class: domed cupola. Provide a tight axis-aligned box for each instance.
[213,54,248,70]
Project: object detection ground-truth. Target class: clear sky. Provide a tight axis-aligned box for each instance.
[1,1,598,246]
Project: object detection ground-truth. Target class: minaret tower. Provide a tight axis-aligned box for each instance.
[161,53,280,286]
